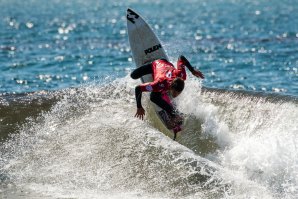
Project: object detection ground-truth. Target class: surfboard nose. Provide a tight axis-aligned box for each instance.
[127,8,140,25]
[127,8,134,16]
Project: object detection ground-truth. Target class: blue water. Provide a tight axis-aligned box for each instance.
[1,0,297,96]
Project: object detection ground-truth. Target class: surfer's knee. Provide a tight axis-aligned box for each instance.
[130,71,137,79]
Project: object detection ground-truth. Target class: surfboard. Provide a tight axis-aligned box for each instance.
[126,8,183,140]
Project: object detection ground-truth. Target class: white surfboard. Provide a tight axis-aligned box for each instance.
[126,8,182,139]
[127,8,168,83]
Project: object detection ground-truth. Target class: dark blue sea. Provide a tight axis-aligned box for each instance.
[0,0,297,198]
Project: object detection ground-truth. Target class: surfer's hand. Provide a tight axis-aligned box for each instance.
[192,69,204,79]
[135,107,145,120]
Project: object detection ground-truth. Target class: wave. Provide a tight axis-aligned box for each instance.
[0,76,297,198]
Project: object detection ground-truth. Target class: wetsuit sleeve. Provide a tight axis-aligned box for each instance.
[177,57,195,72]
[135,86,143,108]
[183,63,194,72]
[176,57,195,80]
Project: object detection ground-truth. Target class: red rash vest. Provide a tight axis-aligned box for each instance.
[139,59,188,93]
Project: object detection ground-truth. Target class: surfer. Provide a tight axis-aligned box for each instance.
[131,55,204,121]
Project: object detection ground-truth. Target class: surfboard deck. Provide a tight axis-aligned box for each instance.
[126,8,183,139]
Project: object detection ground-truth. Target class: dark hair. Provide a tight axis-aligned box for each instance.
[171,77,185,92]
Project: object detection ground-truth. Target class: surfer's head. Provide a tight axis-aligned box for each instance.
[170,77,184,98]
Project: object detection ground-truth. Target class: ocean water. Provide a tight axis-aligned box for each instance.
[0,0,298,198]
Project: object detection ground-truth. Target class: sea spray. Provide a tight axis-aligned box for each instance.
[0,76,297,198]
[199,88,298,198]
[1,77,228,198]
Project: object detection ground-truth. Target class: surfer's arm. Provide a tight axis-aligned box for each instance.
[135,81,162,108]
[135,85,143,109]
[134,82,159,120]
[191,69,204,79]
[177,55,194,72]
[177,55,204,79]
[134,85,145,120]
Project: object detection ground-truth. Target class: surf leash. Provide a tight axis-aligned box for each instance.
[173,132,177,140]
[173,126,181,141]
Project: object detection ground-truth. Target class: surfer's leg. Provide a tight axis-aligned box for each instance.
[150,92,175,117]
[130,63,153,79]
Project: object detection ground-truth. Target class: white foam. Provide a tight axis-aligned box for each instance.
[175,76,232,149]
[0,77,223,198]
[1,76,297,199]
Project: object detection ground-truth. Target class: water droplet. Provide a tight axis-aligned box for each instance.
[82,76,88,81]
[227,43,234,50]
[119,30,126,35]
[55,56,64,61]
[26,22,34,29]
[168,24,173,29]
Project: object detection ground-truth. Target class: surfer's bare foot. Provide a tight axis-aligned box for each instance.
[171,114,183,125]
